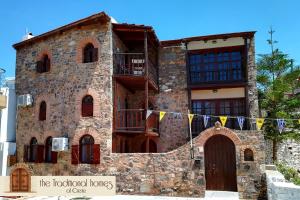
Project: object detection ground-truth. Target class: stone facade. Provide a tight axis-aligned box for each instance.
[266,139,300,171]
[14,12,264,199]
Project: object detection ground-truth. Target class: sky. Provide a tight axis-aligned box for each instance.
[1,0,300,78]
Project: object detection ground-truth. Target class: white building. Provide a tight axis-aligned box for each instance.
[0,77,16,176]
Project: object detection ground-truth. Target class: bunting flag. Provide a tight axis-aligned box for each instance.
[203,115,210,128]
[256,118,264,130]
[188,114,194,126]
[219,116,227,127]
[146,110,153,119]
[159,111,166,121]
[174,112,182,119]
[277,119,285,133]
[237,116,245,130]
[298,119,300,124]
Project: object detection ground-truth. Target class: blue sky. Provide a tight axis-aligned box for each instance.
[1,0,300,77]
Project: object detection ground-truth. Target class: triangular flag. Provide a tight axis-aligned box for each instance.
[298,119,300,124]
[174,112,182,119]
[219,116,227,127]
[237,116,245,130]
[188,114,194,126]
[203,115,210,128]
[159,111,166,121]
[256,118,264,130]
[277,119,285,133]
[146,110,153,119]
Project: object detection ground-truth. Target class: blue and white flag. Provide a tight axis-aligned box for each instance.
[203,115,210,128]
[277,119,285,133]
[174,112,182,119]
[237,116,245,130]
[146,110,153,119]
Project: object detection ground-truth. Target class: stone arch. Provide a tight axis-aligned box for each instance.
[72,128,101,145]
[37,48,52,63]
[195,126,242,147]
[76,37,100,63]
[75,88,101,120]
[240,145,256,162]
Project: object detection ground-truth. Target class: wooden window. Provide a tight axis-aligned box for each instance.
[188,47,245,84]
[44,137,57,163]
[36,55,50,73]
[83,43,98,63]
[72,135,100,164]
[244,148,254,161]
[82,95,93,117]
[39,101,47,121]
[29,137,38,162]
[191,98,246,135]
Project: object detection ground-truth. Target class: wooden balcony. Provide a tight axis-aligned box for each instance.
[114,109,159,136]
[113,53,158,91]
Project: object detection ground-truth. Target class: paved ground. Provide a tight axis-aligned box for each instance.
[1,191,239,200]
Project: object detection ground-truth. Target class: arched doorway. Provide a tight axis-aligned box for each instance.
[204,134,237,191]
[10,168,30,192]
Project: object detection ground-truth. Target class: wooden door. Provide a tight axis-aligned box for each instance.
[204,135,237,191]
[11,168,30,192]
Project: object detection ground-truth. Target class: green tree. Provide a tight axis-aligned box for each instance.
[257,28,300,162]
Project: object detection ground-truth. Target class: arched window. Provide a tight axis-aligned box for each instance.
[82,95,93,117]
[44,137,55,163]
[29,137,38,162]
[80,135,94,164]
[244,148,254,161]
[39,101,47,121]
[37,54,50,73]
[83,43,98,63]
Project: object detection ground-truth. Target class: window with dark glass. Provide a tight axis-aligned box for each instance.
[80,135,94,164]
[82,95,93,117]
[83,43,98,63]
[36,55,50,73]
[191,98,246,135]
[188,48,244,84]
[29,137,38,162]
[39,101,46,121]
[244,148,254,161]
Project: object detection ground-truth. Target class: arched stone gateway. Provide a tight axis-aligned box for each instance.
[194,122,242,192]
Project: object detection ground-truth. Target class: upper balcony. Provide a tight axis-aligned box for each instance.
[113,52,158,90]
[112,23,159,92]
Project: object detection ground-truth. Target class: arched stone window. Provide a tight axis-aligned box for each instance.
[37,54,50,73]
[83,43,98,63]
[29,137,38,162]
[80,135,94,164]
[244,148,254,161]
[39,101,47,121]
[82,95,93,117]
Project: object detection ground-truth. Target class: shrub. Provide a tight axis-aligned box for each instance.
[276,162,300,186]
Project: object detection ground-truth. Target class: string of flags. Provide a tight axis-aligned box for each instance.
[146,109,300,133]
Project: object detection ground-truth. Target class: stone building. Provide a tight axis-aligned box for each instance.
[13,11,265,199]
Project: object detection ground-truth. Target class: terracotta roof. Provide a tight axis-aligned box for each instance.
[13,11,110,49]
[160,31,256,47]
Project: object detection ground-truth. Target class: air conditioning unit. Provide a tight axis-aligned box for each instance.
[52,137,69,152]
[17,94,33,107]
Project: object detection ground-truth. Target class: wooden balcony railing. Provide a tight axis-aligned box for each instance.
[114,53,158,84]
[115,109,145,131]
[115,109,159,134]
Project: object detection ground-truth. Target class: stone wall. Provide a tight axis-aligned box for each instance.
[265,139,300,171]
[15,20,113,162]
[266,168,300,200]
[155,45,189,152]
